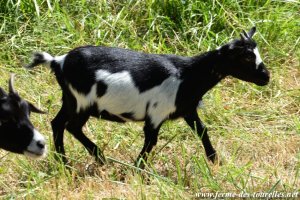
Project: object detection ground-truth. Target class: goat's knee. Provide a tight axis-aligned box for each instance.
[65,122,77,133]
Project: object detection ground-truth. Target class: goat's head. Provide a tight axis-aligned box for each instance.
[0,74,46,158]
[218,27,270,86]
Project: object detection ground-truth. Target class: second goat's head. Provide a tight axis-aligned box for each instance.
[0,74,46,158]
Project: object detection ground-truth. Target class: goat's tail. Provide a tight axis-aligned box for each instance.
[25,52,54,69]
[25,52,64,75]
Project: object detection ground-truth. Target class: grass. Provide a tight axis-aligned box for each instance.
[0,0,299,199]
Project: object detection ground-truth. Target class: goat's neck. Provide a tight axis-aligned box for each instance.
[187,50,227,96]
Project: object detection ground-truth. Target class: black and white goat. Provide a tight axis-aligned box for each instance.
[26,27,269,167]
[0,74,46,158]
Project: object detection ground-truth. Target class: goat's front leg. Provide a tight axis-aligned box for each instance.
[135,120,162,169]
[66,113,106,165]
[51,103,69,164]
[184,110,217,163]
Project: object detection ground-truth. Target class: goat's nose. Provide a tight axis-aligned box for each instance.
[263,68,270,80]
[36,140,45,149]
[258,63,270,77]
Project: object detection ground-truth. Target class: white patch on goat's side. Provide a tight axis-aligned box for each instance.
[145,76,181,128]
[253,47,263,68]
[92,70,181,128]
[55,54,67,70]
[68,70,181,128]
[24,129,46,158]
[69,84,97,113]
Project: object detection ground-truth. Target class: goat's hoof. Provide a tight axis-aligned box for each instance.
[95,157,106,166]
[54,154,69,165]
[85,162,99,175]
[134,159,146,170]
[208,153,222,165]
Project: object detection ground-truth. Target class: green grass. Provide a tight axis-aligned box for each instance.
[0,0,299,199]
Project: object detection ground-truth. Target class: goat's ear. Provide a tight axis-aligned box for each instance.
[240,31,248,41]
[0,87,7,98]
[28,102,47,114]
[247,26,256,38]
[8,74,17,95]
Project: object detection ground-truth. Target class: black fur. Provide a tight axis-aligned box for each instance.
[96,80,107,97]
[120,112,135,120]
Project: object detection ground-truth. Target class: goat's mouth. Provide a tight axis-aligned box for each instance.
[255,79,269,86]
[254,76,270,86]
[251,72,270,86]
[24,149,47,159]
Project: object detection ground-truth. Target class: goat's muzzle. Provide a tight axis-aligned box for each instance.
[255,63,270,86]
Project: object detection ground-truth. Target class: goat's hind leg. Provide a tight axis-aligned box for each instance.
[66,112,106,165]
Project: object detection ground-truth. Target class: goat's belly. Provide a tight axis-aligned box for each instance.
[96,94,148,121]
[97,110,128,122]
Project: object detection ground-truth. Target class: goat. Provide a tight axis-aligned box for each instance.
[26,27,269,167]
[0,74,46,158]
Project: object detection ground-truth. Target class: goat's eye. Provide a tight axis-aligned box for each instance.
[244,54,254,62]
[245,57,252,62]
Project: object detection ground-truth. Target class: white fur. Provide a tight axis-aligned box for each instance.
[253,47,263,68]
[24,129,46,158]
[55,54,67,70]
[69,84,97,113]
[68,70,181,128]
[41,52,54,64]
[40,52,66,70]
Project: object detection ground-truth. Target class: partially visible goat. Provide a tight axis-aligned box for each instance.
[26,27,269,167]
[0,74,46,158]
